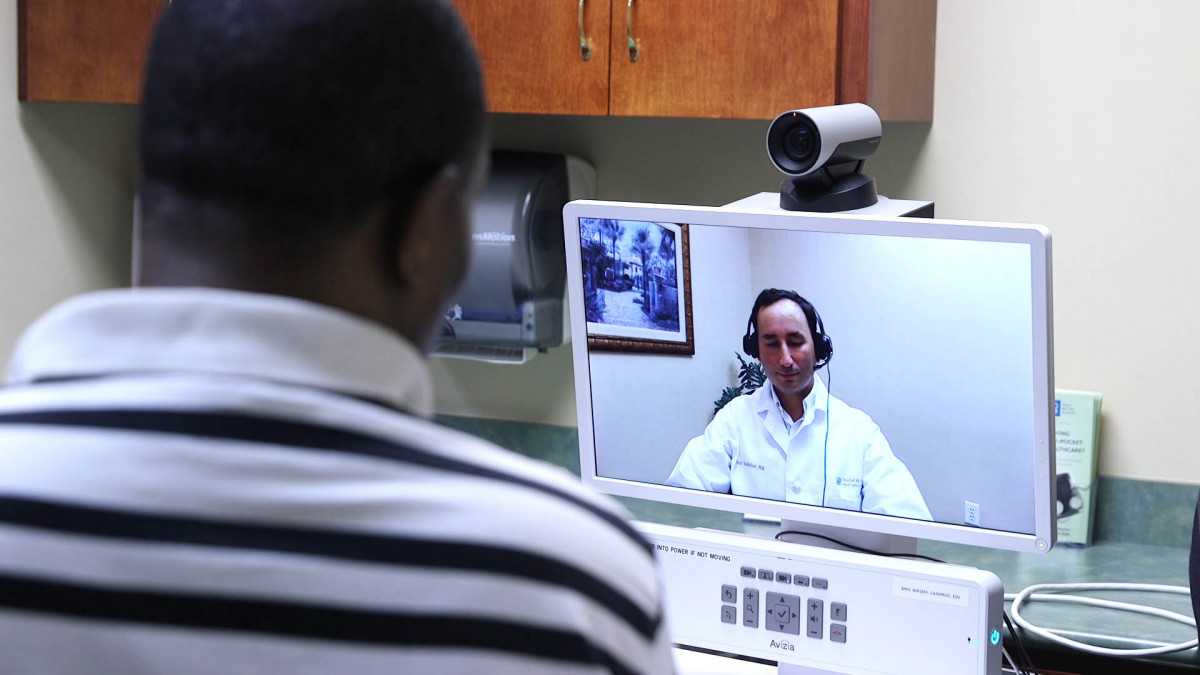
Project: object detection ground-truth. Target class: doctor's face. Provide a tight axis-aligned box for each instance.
[756,299,817,400]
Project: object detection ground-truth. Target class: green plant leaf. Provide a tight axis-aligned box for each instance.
[736,353,766,392]
[712,386,743,417]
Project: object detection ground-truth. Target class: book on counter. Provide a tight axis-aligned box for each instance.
[1054,389,1103,547]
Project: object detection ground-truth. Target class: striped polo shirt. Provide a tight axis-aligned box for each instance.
[0,288,674,675]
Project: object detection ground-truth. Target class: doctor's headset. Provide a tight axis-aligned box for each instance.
[742,289,836,506]
[742,289,833,368]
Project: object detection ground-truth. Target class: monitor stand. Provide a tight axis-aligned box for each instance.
[777,520,916,675]
[777,519,917,556]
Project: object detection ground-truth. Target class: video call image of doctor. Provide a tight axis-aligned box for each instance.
[666,288,932,519]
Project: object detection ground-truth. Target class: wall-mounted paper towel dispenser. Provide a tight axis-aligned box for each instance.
[435,150,595,363]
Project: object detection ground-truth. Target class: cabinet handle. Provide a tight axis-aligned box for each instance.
[577,0,592,61]
[626,0,639,62]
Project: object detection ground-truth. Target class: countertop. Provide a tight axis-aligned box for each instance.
[923,538,1197,673]
[620,497,1198,674]
[430,417,1200,673]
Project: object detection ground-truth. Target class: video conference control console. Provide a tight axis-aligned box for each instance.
[636,522,1004,675]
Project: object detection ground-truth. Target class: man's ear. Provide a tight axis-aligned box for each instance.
[391,164,470,289]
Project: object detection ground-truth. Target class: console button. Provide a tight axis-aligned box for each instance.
[722,605,737,624]
[764,592,802,635]
[743,588,760,628]
[807,598,824,638]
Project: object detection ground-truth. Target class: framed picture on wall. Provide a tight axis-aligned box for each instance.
[578,218,694,355]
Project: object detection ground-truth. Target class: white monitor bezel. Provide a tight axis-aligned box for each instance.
[564,199,1056,554]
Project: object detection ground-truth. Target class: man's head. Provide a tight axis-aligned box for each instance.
[136,0,487,351]
[743,289,833,398]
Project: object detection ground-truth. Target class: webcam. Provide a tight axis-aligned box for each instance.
[765,103,882,212]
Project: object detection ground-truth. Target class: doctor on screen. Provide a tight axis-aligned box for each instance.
[666,288,932,520]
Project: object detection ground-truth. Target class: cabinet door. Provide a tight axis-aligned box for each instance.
[19,0,165,103]
[609,0,839,119]
[453,0,610,115]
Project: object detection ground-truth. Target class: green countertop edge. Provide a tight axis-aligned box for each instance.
[922,539,1199,670]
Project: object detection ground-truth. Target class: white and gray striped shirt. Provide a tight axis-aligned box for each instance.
[0,288,674,675]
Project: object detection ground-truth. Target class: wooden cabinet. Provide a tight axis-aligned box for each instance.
[609,0,839,118]
[17,0,935,122]
[452,1,612,116]
[18,0,165,104]
[454,0,936,121]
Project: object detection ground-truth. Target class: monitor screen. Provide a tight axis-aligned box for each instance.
[564,200,1055,553]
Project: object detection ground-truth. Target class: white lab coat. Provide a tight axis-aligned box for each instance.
[666,377,932,520]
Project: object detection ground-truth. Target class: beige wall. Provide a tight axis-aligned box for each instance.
[2,0,1198,484]
[434,0,1200,486]
[0,0,138,366]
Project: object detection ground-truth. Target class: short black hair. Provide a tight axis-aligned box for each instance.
[138,0,486,230]
[750,288,821,338]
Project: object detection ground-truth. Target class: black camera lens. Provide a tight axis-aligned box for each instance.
[783,126,815,163]
[767,111,822,175]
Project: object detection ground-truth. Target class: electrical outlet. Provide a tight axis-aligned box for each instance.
[964,501,980,527]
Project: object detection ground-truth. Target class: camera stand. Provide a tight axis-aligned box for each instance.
[779,161,878,213]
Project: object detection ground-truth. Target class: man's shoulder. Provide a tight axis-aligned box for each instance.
[824,393,880,430]
[721,386,769,416]
[0,388,668,674]
[382,415,662,603]
[0,376,645,561]
[403,416,623,512]
[364,412,652,552]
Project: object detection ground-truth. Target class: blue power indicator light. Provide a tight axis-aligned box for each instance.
[990,629,1001,645]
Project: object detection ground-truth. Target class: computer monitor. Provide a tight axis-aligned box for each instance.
[564,200,1055,554]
